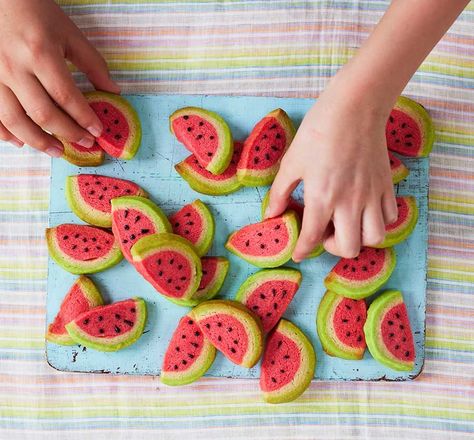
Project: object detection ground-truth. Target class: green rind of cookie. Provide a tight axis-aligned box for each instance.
[85,91,142,160]
[111,196,172,262]
[170,107,233,175]
[390,156,410,185]
[61,139,105,167]
[65,298,147,352]
[186,199,215,257]
[237,109,296,187]
[225,210,300,269]
[191,257,230,302]
[46,276,104,345]
[131,233,202,302]
[261,319,316,404]
[65,176,147,228]
[364,290,414,371]
[175,158,242,196]
[193,299,264,368]
[46,226,123,275]
[112,196,172,231]
[260,191,324,259]
[316,290,364,360]
[324,248,397,300]
[235,267,301,305]
[160,311,217,386]
[375,196,418,248]
[393,96,435,158]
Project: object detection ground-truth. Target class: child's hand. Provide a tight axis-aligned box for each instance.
[0,0,119,157]
[265,76,398,260]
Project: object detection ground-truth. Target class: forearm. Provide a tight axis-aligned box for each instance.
[333,0,470,113]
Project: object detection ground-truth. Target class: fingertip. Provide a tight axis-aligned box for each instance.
[264,205,279,220]
[10,138,24,148]
[45,146,64,158]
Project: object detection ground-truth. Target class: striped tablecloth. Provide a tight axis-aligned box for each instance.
[1,1,473,438]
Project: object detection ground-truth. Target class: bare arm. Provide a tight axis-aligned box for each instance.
[340,0,470,112]
[267,0,470,260]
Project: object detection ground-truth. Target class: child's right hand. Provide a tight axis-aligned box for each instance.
[265,73,398,259]
[0,0,119,157]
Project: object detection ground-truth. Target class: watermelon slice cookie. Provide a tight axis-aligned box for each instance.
[169,200,215,257]
[364,290,415,371]
[324,247,396,299]
[190,256,230,303]
[376,196,418,248]
[66,174,147,228]
[261,191,324,258]
[46,224,123,274]
[111,196,171,262]
[193,300,264,368]
[46,276,104,345]
[260,319,315,404]
[61,139,105,167]
[237,109,296,186]
[131,233,202,304]
[175,141,244,196]
[316,290,367,360]
[235,268,302,333]
[85,91,142,160]
[161,311,216,386]
[66,297,147,352]
[170,107,233,175]
[388,151,409,184]
[386,96,435,158]
[225,211,300,268]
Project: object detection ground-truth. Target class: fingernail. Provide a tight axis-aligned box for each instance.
[10,139,24,148]
[292,254,302,263]
[77,136,95,148]
[264,207,273,219]
[46,146,63,158]
[87,125,102,138]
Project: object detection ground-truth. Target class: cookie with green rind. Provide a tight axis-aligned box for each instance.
[170,106,233,175]
[260,190,324,258]
[375,196,418,248]
[237,109,296,186]
[61,139,105,167]
[175,141,244,196]
[66,297,147,352]
[388,152,410,184]
[190,256,229,303]
[85,91,142,160]
[324,247,396,299]
[111,196,172,262]
[386,95,435,158]
[169,199,215,257]
[260,319,315,404]
[235,267,302,333]
[131,233,202,303]
[161,311,216,386]
[46,276,104,345]
[225,211,300,268]
[364,290,415,371]
[66,174,147,228]
[316,290,367,360]
[46,224,123,274]
[163,256,229,307]
[193,300,264,368]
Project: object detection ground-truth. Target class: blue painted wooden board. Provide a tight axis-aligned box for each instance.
[46,94,428,381]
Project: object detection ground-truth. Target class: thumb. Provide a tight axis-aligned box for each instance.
[66,34,120,94]
[264,165,300,219]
